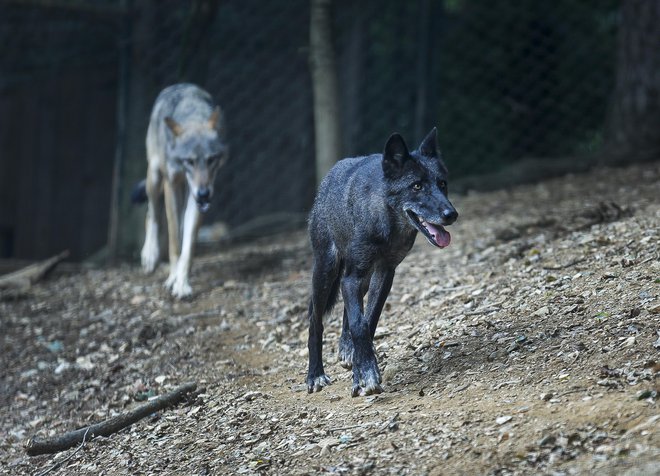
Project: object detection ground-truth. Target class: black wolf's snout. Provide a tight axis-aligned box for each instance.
[442,208,458,225]
[196,188,210,202]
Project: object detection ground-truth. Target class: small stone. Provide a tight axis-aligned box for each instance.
[539,434,556,447]
[130,295,147,306]
[242,391,265,402]
[75,356,94,371]
[400,293,414,304]
[496,415,512,425]
[533,306,549,317]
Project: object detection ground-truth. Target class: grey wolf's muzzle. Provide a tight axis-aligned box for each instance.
[196,188,211,213]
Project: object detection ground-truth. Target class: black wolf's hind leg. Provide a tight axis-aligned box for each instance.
[306,247,341,393]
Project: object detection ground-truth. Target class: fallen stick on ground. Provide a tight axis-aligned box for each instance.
[26,382,197,456]
[0,250,69,290]
[34,428,91,476]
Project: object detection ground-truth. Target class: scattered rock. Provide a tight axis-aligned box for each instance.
[533,306,550,317]
[496,415,513,425]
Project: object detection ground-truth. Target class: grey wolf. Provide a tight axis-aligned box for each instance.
[134,83,227,299]
[306,128,458,396]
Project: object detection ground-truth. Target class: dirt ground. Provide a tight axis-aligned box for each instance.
[1,162,659,476]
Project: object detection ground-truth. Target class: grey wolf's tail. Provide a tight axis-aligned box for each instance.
[131,180,147,204]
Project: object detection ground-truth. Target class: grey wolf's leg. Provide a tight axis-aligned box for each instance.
[168,193,200,299]
[141,163,162,273]
[163,179,181,290]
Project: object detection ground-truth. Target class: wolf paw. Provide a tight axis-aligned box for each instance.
[351,382,383,397]
[337,339,354,370]
[165,274,192,299]
[351,362,383,397]
[307,374,331,393]
[141,242,159,274]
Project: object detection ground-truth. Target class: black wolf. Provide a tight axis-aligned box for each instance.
[136,83,228,299]
[306,128,458,397]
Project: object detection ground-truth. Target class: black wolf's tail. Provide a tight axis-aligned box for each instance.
[307,262,343,319]
[324,273,342,314]
[131,179,147,204]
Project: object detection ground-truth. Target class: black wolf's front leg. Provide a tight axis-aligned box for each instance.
[342,273,382,397]
[338,308,354,369]
[365,267,395,340]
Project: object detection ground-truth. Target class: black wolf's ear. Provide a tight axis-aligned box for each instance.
[419,127,439,157]
[208,106,222,130]
[164,117,183,137]
[382,133,410,178]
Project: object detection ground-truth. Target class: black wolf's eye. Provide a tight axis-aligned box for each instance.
[412,182,423,191]
[438,180,447,192]
[182,158,194,168]
[207,156,216,165]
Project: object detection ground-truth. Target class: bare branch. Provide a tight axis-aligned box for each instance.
[26,382,197,456]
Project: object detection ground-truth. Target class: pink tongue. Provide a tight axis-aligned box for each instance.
[423,222,451,247]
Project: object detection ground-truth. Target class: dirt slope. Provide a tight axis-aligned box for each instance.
[1,162,659,475]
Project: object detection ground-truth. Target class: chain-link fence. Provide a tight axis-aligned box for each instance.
[0,0,622,260]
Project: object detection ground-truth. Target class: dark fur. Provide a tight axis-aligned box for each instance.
[306,128,458,397]
[131,179,147,204]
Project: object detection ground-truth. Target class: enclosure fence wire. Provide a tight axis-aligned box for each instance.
[0,0,620,259]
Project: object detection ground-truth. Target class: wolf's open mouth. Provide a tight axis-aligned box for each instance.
[196,201,210,213]
[405,210,451,248]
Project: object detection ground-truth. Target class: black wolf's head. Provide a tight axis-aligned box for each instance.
[382,128,458,248]
[164,107,228,212]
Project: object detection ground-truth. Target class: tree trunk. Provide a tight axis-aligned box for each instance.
[342,4,365,157]
[178,0,220,84]
[310,0,341,186]
[607,0,660,157]
[109,0,159,260]
[414,0,432,142]
[107,0,131,263]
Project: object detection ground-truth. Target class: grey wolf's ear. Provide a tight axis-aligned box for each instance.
[382,133,410,178]
[164,117,183,137]
[208,106,222,130]
[419,127,439,157]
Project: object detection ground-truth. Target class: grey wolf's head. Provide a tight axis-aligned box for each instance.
[164,107,228,212]
[382,128,458,248]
